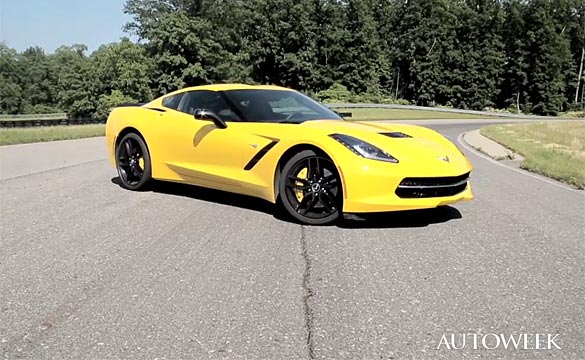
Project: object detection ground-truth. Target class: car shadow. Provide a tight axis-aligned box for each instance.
[111,177,463,229]
[336,206,462,229]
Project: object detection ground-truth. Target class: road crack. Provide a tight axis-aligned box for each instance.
[300,225,315,359]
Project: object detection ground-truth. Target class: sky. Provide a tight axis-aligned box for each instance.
[0,0,134,54]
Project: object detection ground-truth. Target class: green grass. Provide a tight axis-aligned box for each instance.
[0,125,105,146]
[337,108,504,120]
[481,121,585,189]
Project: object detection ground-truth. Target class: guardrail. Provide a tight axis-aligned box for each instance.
[0,113,67,120]
[0,118,105,128]
[327,103,561,119]
[0,103,576,129]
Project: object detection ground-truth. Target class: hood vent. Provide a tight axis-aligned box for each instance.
[381,132,412,138]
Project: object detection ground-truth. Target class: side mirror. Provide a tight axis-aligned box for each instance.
[194,109,228,129]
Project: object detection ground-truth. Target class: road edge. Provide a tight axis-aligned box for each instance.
[462,129,524,161]
[0,136,108,181]
[458,132,582,193]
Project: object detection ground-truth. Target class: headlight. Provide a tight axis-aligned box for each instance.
[329,134,399,163]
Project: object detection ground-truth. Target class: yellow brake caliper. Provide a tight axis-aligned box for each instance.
[138,157,145,170]
[295,167,309,202]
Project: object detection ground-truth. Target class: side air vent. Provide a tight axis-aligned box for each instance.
[381,132,412,138]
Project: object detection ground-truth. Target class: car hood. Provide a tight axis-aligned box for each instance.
[299,120,468,167]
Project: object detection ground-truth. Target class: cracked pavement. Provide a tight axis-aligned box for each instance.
[1,121,584,359]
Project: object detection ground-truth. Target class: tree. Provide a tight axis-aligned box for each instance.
[52,45,96,118]
[91,38,154,102]
[94,90,138,120]
[0,43,22,114]
[1,0,584,117]
[125,0,248,95]
[446,0,505,110]
[500,0,530,112]
[523,0,575,114]
[336,0,389,94]
[18,46,60,113]
[563,0,585,106]
[392,0,461,106]
[236,0,319,90]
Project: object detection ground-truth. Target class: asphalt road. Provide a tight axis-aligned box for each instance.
[1,121,584,359]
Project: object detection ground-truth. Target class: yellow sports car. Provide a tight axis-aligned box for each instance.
[106,84,473,225]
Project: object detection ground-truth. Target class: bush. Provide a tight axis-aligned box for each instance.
[315,83,410,105]
[94,90,138,120]
[559,111,585,118]
[22,104,62,114]
[484,106,520,114]
[350,92,384,103]
[381,98,411,105]
[565,102,585,112]
[314,83,352,103]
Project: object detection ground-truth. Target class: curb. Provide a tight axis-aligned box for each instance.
[462,129,524,161]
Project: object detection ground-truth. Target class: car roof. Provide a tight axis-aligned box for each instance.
[175,84,294,93]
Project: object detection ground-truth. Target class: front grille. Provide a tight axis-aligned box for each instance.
[395,172,470,198]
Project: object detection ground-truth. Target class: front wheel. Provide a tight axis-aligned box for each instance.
[279,150,342,225]
[115,132,152,190]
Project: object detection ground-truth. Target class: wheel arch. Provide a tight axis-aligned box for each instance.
[273,143,346,202]
[114,126,150,157]
[115,126,146,147]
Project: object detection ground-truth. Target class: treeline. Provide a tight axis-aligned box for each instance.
[0,40,153,119]
[1,0,584,118]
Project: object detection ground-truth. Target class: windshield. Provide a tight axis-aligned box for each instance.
[220,89,343,123]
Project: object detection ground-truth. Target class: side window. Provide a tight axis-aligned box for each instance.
[162,93,184,110]
[178,91,241,121]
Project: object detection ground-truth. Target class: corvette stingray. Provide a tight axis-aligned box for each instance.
[106,84,473,224]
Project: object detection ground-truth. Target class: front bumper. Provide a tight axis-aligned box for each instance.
[340,158,474,213]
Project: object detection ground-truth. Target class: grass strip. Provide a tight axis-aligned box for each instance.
[0,125,105,146]
[481,121,585,189]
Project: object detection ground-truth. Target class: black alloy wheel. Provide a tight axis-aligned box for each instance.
[279,150,342,225]
[116,133,152,190]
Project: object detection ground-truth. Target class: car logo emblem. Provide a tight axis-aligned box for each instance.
[438,155,450,163]
[250,144,258,148]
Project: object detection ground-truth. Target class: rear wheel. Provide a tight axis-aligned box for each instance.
[279,150,342,225]
[116,133,152,190]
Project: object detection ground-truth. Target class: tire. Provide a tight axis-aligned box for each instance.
[115,132,152,190]
[279,150,342,225]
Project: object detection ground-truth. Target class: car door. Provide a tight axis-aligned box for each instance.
[156,90,262,192]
